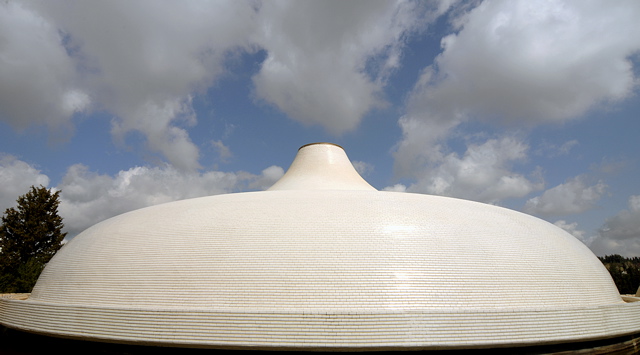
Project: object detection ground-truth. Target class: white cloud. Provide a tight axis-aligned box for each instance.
[2,1,258,170]
[524,176,607,216]
[1,1,460,169]
[252,0,439,134]
[57,1,259,171]
[392,116,461,177]
[590,195,640,257]
[58,164,237,236]
[403,136,542,204]
[630,195,640,211]
[352,161,374,177]
[248,165,285,191]
[383,184,407,192]
[0,1,89,135]
[393,0,640,185]
[58,163,284,237]
[554,220,594,245]
[427,0,640,125]
[0,156,283,238]
[110,96,201,171]
[0,155,51,212]
[211,140,233,163]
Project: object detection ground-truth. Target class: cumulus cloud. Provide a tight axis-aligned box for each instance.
[393,0,640,184]
[211,140,233,163]
[58,164,237,236]
[0,155,282,238]
[0,1,89,135]
[0,155,51,212]
[1,1,257,170]
[53,1,259,171]
[252,0,441,134]
[393,116,462,177]
[554,220,594,245]
[524,176,607,216]
[109,97,202,171]
[58,163,284,237]
[248,165,285,191]
[352,161,374,177]
[590,195,640,257]
[1,1,462,169]
[427,0,640,125]
[402,136,542,204]
[631,195,640,211]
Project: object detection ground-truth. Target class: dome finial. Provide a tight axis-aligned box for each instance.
[267,142,376,191]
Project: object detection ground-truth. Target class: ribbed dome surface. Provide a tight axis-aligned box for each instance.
[2,143,640,351]
[29,191,619,310]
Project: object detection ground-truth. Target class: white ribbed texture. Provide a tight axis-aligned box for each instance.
[1,143,639,350]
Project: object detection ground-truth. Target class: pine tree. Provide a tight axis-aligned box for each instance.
[0,185,66,293]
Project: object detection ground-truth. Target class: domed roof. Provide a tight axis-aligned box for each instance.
[2,143,640,351]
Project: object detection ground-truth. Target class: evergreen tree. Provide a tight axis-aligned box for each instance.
[0,186,66,293]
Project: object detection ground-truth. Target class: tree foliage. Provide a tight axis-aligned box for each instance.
[599,255,640,295]
[0,186,66,293]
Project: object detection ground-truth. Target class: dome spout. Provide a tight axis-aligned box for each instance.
[267,143,376,191]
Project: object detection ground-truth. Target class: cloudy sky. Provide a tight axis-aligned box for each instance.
[1,0,639,256]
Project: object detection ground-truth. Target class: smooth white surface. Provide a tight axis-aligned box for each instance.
[268,143,376,191]
[1,143,638,350]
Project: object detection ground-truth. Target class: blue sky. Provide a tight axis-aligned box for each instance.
[1,0,639,256]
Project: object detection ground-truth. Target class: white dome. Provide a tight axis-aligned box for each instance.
[1,143,639,351]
